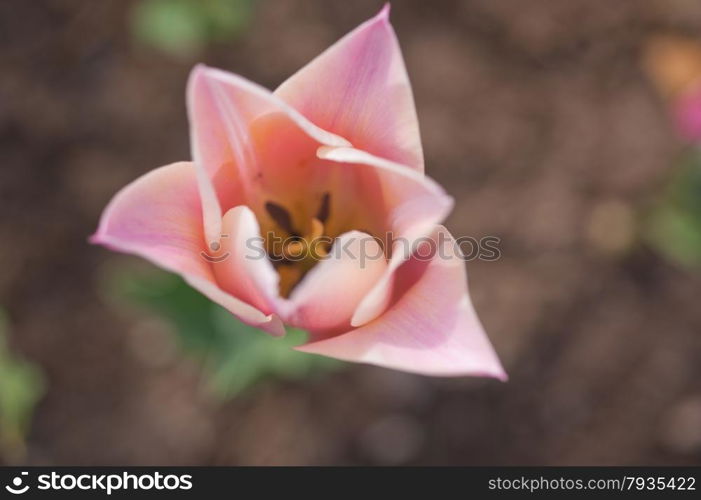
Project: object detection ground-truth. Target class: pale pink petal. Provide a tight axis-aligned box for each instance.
[91,161,284,335]
[184,275,285,337]
[284,231,388,340]
[317,146,450,237]
[211,205,280,316]
[275,4,424,171]
[187,65,350,244]
[351,271,395,327]
[316,146,453,326]
[297,227,506,379]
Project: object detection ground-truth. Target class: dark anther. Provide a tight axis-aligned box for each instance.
[265,201,295,234]
[316,192,331,223]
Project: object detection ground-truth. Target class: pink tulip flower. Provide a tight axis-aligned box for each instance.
[92,5,506,379]
[674,85,701,143]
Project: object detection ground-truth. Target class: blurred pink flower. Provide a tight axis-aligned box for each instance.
[643,35,701,144]
[92,5,505,379]
[674,85,701,142]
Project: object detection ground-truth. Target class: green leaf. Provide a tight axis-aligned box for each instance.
[110,267,344,397]
[644,149,701,269]
[0,309,45,463]
[647,205,701,267]
[130,0,256,58]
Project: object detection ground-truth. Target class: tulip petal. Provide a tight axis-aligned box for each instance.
[275,4,424,171]
[284,231,388,340]
[91,162,284,335]
[316,146,453,326]
[297,226,506,379]
[187,65,350,245]
[211,205,280,317]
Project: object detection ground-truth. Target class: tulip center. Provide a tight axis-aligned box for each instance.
[263,193,333,297]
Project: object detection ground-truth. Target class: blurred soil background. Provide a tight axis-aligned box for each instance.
[1,0,701,465]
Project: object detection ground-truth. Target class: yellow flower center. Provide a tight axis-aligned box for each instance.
[263,193,333,297]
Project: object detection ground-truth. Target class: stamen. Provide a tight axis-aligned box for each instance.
[309,218,324,240]
[308,218,328,258]
[265,201,295,234]
[316,192,331,223]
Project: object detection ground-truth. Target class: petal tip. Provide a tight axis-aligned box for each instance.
[350,305,375,327]
[491,366,509,382]
[187,64,220,101]
[88,232,102,245]
[266,314,287,337]
[477,353,508,382]
[187,63,209,86]
[192,62,211,75]
[366,4,392,33]
[378,3,391,22]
